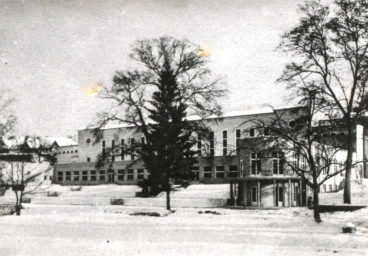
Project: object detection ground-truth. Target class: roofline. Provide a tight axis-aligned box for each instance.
[80,105,305,131]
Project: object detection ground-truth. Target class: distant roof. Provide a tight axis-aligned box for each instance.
[1,136,77,149]
[43,137,77,147]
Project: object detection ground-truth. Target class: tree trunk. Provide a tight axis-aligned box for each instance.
[313,185,322,223]
[166,170,171,211]
[15,191,21,216]
[344,125,354,204]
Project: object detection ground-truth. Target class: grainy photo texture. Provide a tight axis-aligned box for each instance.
[0,0,368,255]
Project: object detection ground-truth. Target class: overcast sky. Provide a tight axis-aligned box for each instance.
[0,0,310,138]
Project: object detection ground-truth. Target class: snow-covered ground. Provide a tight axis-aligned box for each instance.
[0,204,367,256]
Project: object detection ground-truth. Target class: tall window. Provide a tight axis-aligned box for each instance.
[117,169,125,181]
[121,139,125,160]
[90,170,96,181]
[57,172,63,181]
[250,153,261,175]
[203,166,212,178]
[229,165,238,178]
[249,128,255,137]
[111,140,115,162]
[99,170,105,181]
[130,138,135,160]
[73,171,79,181]
[197,133,202,156]
[301,155,307,170]
[102,140,106,160]
[209,131,214,156]
[278,187,284,202]
[216,166,225,178]
[82,171,88,181]
[272,152,284,175]
[251,186,259,202]
[65,171,71,181]
[141,137,145,144]
[127,169,134,180]
[222,130,227,156]
[236,129,241,154]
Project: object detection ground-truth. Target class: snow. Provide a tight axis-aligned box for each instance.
[0,205,367,256]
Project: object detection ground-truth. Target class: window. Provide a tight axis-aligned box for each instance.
[130,138,135,160]
[102,140,106,160]
[121,139,125,160]
[264,127,270,137]
[329,184,332,193]
[334,185,338,192]
[292,152,299,169]
[44,175,47,181]
[90,170,96,181]
[222,130,227,156]
[137,169,144,180]
[272,152,284,175]
[73,171,79,181]
[82,171,88,181]
[249,128,255,137]
[111,140,115,162]
[86,138,91,144]
[118,169,125,181]
[301,155,307,170]
[197,133,202,156]
[209,131,214,156]
[99,170,105,181]
[236,129,241,154]
[87,157,90,163]
[323,184,326,193]
[141,137,145,144]
[57,172,63,181]
[250,153,261,175]
[228,165,238,178]
[192,166,200,180]
[203,166,212,178]
[127,169,134,180]
[251,186,259,202]
[216,166,225,178]
[278,187,284,202]
[65,171,71,181]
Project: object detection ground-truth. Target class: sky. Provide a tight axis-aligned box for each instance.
[0,0,309,138]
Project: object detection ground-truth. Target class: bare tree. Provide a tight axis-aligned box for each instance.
[278,0,368,204]
[93,37,226,210]
[248,91,360,222]
[0,137,55,215]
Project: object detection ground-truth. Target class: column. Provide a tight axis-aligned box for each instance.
[288,179,292,207]
[273,179,276,207]
[257,181,261,208]
[299,179,303,206]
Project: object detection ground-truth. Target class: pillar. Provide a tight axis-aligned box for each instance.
[273,179,276,207]
[257,181,261,208]
[288,179,292,207]
[299,179,303,206]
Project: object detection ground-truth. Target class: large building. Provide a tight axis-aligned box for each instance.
[53,106,367,207]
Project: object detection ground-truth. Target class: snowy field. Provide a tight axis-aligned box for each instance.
[1,204,367,256]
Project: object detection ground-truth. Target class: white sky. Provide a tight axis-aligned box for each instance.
[0,0,310,137]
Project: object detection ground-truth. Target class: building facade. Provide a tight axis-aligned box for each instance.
[53,106,367,207]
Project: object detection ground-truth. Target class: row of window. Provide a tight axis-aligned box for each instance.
[321,184,339,193]
[58,150,78,154]
[250,152,284,175]
[57,169,147,182]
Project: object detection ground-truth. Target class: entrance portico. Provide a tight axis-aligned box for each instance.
[229,177,307,207]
